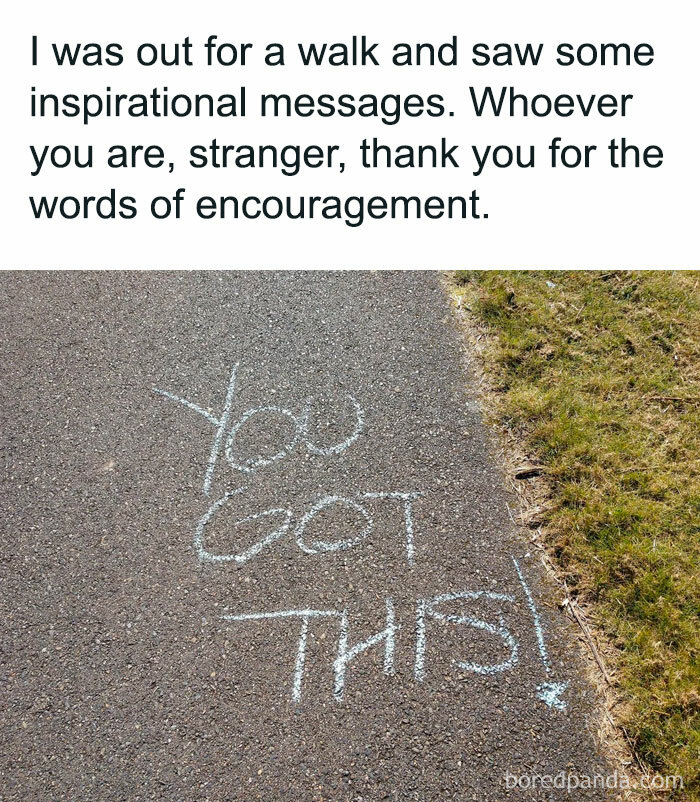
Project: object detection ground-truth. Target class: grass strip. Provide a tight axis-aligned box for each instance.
[452,271,699,799]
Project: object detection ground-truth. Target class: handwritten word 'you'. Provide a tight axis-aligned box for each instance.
[154,362,364,496]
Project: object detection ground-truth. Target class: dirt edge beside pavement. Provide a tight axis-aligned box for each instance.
[443,272,656,802]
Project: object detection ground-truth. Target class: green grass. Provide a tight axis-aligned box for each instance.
[452,271,699,799]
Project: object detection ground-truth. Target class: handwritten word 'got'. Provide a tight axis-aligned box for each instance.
[194,488,421,566]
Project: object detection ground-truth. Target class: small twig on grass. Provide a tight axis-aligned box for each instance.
[564,597,613,686]
[514,463,544,479]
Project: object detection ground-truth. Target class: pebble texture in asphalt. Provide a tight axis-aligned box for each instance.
[0,271,609,800]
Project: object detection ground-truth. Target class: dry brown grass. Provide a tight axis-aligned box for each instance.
[449,271,699,801]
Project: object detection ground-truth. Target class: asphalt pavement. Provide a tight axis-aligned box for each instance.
[0,271,610,801]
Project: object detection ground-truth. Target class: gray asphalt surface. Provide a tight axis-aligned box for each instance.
[0,271,609,801]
